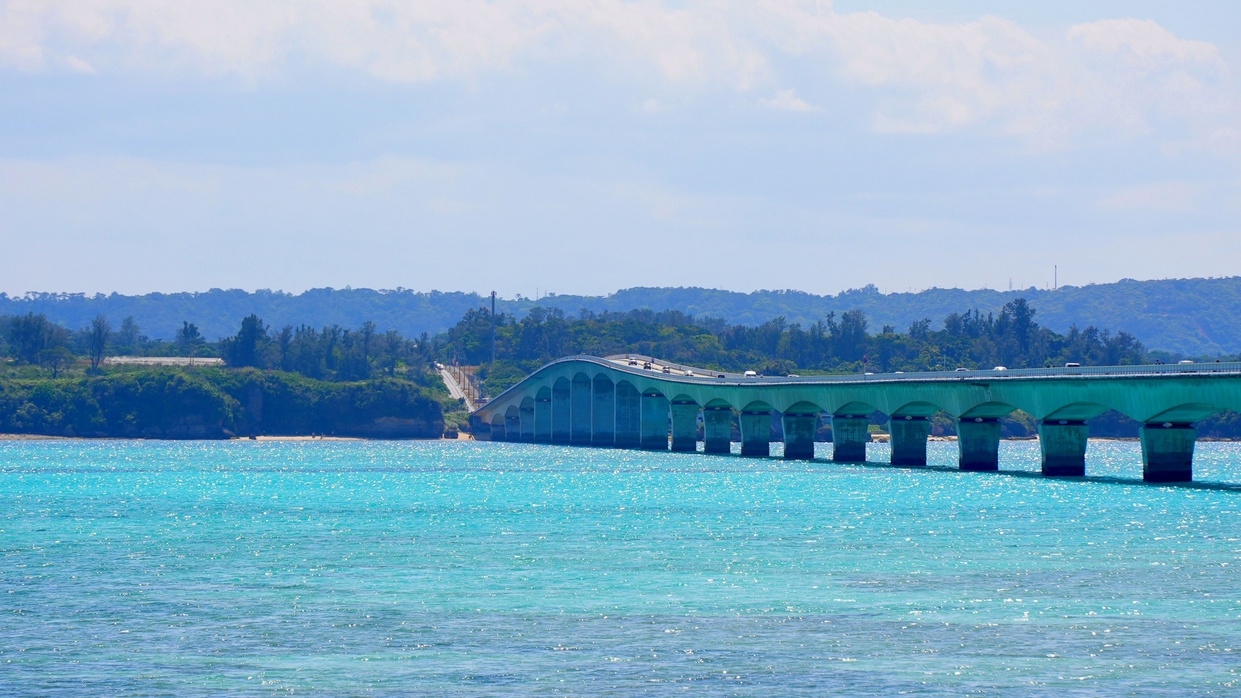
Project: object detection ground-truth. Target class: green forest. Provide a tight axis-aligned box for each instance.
[0,313,449,439]
[438,299,1145,392]
[5,276,1241,356]
[1,297,1239,440]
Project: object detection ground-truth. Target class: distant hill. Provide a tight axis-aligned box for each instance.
[2,277,1238,356]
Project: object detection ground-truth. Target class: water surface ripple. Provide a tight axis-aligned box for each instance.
[2,439,1238,695]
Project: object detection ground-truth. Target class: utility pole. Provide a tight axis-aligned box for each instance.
[1054,265,1058,291]
[490,291,497,364]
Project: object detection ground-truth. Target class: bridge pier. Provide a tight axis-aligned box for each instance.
[782,412,817,460]
[519,403,535,442]
[571,375,592,445]
[470,415,489,440]
[1039,420,1088,476]
[703,407,732,454]
[552,381,571,444]
[1141,423,1195,483]
[592,377,615,447]
[615,382,641,448]
[739,410,771,457]
[640,391,669,450]
[958,418,1000,471]
[670,401,699,452]
[534,395,551,442]
[831,416,869,462]
[890,416,930,466]
[504,412,520,442]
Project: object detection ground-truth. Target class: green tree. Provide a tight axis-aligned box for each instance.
[87,314,111,370]
[175,321,205,355]
[227,314,268,368]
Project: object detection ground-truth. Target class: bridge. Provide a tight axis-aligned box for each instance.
[469,356,1241,483]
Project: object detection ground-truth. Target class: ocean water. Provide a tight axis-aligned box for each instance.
[1,438,1238,696]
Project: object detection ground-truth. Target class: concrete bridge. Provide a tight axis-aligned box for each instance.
[469,355,1241,483]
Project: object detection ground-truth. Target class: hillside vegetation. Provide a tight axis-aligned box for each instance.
[4,276,1241,355]
[2,295,1238,440]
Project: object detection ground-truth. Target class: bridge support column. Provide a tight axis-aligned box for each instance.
[490,421,504,442]
[615,382,640,448]
[1141,423,1195,483]
[519,404,535,442]
[670,401,699,452]
[552,382,571,444]
[739,410,771,457]
[504,413,520,442]
[570,377,592,446]
[534,397,551,442]
[470,415,489,441]
[832,416,869,462]
[1039,420,1088,476]
[890,416,930,466]
[782,413,817,460]
[592,378,615,447]
[703,408,732,454]
[958,418,1000,471]
[640,392,669,451]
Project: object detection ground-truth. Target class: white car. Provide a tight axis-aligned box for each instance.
[744,370,758,377]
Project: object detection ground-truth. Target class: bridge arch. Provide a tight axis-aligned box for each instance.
[959,401,1019,420]
[1041,401,1110,422]
[833,401,877,418]
[740,399,774,414]
[703,397,734,411]
[783,400,823,416]
[890,400,943,419]
[1142,402,1226,425]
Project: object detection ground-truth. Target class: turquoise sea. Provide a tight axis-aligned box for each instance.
[1,438,1238,695]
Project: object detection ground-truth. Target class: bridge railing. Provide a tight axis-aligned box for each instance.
[475,355,1241,414]
[597,355,1241,384]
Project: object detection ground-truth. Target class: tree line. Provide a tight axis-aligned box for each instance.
[435,298,1148,394]
[0,312,437,385]
[4,299,1238,440]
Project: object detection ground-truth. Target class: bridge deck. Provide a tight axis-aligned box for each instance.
[472,355,1241,484]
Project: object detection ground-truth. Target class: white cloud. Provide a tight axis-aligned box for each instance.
[0,1,1235,150]
[1097,182,1200,212]
[759,88,817,112]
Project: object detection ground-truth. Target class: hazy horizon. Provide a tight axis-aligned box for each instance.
[2,1,1239,297]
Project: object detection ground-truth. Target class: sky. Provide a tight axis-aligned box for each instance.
[1,1,1239,299]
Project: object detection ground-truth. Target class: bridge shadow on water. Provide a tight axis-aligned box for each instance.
[695,450,1241,493]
